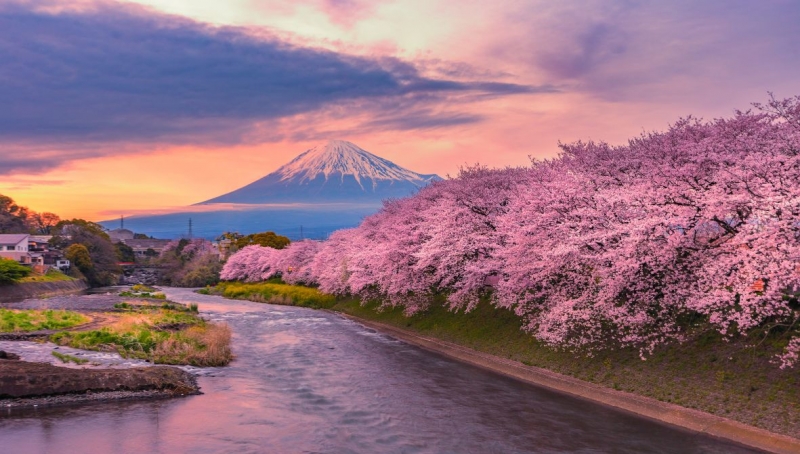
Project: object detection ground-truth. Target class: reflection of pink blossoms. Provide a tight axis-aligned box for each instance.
[221,96,800,368]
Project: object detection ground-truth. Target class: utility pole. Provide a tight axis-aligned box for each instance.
[120,215,124,229]
[300,225,304,240]
[188,218,193,239]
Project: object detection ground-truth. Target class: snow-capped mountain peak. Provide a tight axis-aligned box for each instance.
[198,140,441,205]
[275,140,432,190]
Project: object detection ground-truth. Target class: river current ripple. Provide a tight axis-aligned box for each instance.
[0,288,760,453]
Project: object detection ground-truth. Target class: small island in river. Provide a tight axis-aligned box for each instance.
[0,289,231,408]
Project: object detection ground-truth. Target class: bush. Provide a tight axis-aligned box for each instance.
[0,258,31,285]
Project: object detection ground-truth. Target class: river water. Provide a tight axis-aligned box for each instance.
[0,288,760,453]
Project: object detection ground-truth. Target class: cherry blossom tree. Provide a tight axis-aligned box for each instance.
[277,240,322,285]
[219,96,800,367]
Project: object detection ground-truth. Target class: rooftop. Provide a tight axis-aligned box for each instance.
[0,234,30,245]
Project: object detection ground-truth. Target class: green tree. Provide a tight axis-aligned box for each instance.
[53,219,109,240]
[235,231,291,250]
[0,194,30,233]
[54,221,119,287]
[114,242,136,262]
[29,212,61,234]
[65,244,93,273]
[216,232,244,242]
[0,258,31,285]
[176,253,223,287]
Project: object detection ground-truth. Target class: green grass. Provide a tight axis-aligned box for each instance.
[113,301,195,314]
[214,281,336,309]
[212,281,800,438]
[18,269,74,283]
[52,350,89,365]
[0,309,89,332]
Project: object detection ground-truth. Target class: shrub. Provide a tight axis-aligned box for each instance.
[0,258,31,285]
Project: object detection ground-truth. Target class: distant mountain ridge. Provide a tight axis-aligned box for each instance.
[198,140,441,205]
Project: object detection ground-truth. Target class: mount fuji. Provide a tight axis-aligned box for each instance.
[199,140,441,204]
[101,141,441,239]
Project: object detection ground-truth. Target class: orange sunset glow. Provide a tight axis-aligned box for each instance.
[1,0,798,221]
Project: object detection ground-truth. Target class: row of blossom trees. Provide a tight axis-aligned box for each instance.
[221,96,800,367]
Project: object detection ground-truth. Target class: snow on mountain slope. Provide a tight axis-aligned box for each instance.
[198,140,441,204]
[277,140,433,189]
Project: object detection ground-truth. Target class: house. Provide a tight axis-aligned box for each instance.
[216,239,233,259]
[26,234,68,266]
[108,228,135,242]
[0,234,31,264]
[122,239,171,257]
[29,253,45,266]
[28,235,52,252]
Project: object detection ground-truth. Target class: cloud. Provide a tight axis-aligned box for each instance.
[491,0,800,103]
[536,22,628,80]
[0,0,540,154]
[1,177,67,191]
[318,0,377,28]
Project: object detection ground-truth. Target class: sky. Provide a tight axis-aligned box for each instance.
[1,0,798,220]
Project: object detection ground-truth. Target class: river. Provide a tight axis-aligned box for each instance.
[0,288,761,453]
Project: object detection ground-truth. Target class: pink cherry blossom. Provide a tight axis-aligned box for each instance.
[221,95,800,367]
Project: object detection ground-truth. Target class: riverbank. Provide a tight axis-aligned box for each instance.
[211,282,800,453]
[342,314,800,454]
[0,279,88,303]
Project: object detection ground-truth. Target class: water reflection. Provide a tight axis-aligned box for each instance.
[0,288,761,453]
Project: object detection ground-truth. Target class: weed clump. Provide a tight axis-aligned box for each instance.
[119,284,166,299]
[51,350,89,365]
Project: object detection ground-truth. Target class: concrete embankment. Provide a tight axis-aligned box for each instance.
[341,314,800,454]
[0,280,88,303]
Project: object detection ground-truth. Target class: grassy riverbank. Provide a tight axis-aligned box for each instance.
[209,281,800,438]
[209,280,335,308]
[18,269,75,283]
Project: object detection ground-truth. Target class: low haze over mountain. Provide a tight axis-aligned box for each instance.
[199,140,441,204]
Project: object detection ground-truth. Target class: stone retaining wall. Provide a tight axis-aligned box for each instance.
[0,280,89,303]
